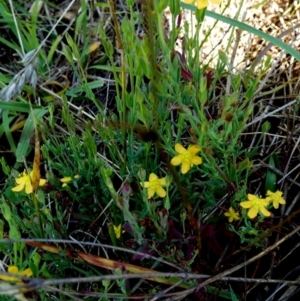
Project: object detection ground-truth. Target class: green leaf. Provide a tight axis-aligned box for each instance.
[0,219,3,241]
[0,199,12,221]
[229,285,239,301]
[16,108,48,162]
[2,110,16,153]
[47,35,62,65]
[0,157,10,176]
[62,43,73,63]
[65,32,80,61]
[0,101,42,112]
[66,80,104,97]
[206,285,233,299]
[169,0,180,15]
[265,153,279,193]
[102,279,111,292]
[262,121,271,133]
[108,223,118,247]
[31,250,41,272]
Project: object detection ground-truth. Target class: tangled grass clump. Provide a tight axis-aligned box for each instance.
[1,0,300,300]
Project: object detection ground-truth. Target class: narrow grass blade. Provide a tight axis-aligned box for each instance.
[265,153,279,193]
[0,101,41,113]
[16,108,48,162]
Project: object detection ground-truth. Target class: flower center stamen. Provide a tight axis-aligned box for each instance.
[253,199,260,207]
[183,151,191,160]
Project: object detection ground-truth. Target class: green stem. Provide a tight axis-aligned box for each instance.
[33,193,44,237]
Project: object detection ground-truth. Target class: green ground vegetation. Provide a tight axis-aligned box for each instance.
[0,0,300,300]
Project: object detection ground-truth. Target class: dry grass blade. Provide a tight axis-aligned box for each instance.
[24,241,191,288]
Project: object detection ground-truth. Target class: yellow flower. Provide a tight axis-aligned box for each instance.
[0,265,33,282]
[224,207,240,223]
[12,170,46,194]
[183,0,221,10]
[140,173,166,199]
[266,190,286,209]
[60,175,79,187]
[171,143,202,174]
[113,224,124,239]
[240,194,271,219]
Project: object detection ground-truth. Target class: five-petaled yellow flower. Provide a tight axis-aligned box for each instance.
[0,265,32,282]
[60,175,79,187]
[12,170,46,194]
[224,207,240,223]
[266,190,286,209]
[240,194,271,219]
[171,143,202,174]
[183,0,221,10]
[140,173,166,199]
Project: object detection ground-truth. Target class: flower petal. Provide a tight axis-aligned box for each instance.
[12,183,25,192]
[149,173,158,181]
[248,206,258,219]
[0,266,19,281]
[175,143,186,154]
[39,179,46,187]
[171,155,183,166]
[147,187,155,199]
[157,177,166,186]
[0,274,15,281]
[25,182,33,194]
[224,211,233,222]
[196,0,208,9]
[60,177,72,183]
[140,181,150,188]
[15,177,26,184]
[234,214,240,220]
[113,225,122,239]
[272,200,279,209]
[188,145,201,155]
[279,198,286,205]
[247,194,257,201]
[8,266,19,274]
[240,201,252,209]
[259,206,271,217]
[156,186,166,198]
[20,268,33,277]
[261,198,270,206]
[191,156,202,165]
[181,160,191,174]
